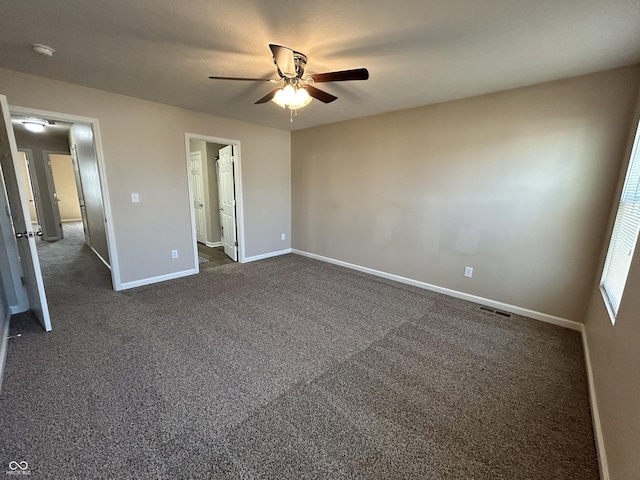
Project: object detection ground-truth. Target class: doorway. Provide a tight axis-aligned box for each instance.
[2,101,121,333]
[185,134,245,270]
[10,108,116,274]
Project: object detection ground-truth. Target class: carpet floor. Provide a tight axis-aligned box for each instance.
[0,224,599,479]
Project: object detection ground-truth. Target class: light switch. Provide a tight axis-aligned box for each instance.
[131,193,139,203]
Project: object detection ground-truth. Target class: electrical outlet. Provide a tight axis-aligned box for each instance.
[131,192,139,203]
[171,249,178,259]
[464,266,473,278]
[281,233,286,241]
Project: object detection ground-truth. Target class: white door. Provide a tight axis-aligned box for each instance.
[0,94,51,331]
[43,153,64,240]
[190,151,206,244]
[217,145,237,261]
[16,151,39,228]
[70,145,91,245]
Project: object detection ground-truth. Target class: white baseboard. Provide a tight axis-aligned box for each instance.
[581,329,609,480]
[292,249,581,331]
[118,268,197,290]
[243,248,292,263]
[0,305,11,394]
[205,241,223,248]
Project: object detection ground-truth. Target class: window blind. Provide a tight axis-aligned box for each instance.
[601,121,640,321]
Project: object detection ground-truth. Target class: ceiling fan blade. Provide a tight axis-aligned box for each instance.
[305,85,337,103]
[310,68,369,83]
[254,87,281,104]
[209,75,276,82]
[269,44,297,78]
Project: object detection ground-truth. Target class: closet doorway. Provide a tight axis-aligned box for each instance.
[185,134,244,270]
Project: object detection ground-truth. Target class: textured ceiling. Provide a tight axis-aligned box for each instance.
[1,0,640,131]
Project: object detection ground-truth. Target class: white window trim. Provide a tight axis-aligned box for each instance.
[600,119,640,324]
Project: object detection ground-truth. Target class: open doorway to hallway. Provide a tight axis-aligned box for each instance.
[6,106,119,331]
[186,134,244,270]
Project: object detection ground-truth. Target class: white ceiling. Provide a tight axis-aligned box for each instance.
[1,0,639,131]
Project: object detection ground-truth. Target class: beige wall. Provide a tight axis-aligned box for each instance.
[583,94,640,480]
[49,154,81,221]
[292,66,640,322]
[0,67,291,285]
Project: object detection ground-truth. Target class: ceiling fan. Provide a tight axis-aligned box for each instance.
[209,44,369,120]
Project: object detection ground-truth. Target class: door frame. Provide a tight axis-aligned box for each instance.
[184,133,245,268]
[9,105,121,291]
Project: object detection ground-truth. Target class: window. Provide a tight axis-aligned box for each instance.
[600,120,640,323]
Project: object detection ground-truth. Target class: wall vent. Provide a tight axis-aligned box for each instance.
[478,306,511,318]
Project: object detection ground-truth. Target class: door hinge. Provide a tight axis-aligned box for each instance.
[21,276,26,286]
[234,241,238,247]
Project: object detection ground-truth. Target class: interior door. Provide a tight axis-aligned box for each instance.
[217,145,237,261]
[44,154,64,240]
[0,94,51,331]
[16,151,39,228]
[70,145,91,246]
[190,151,206,244]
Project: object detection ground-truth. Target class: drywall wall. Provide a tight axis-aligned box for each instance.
[583,93,640,480]
[0,67,291,285]
[292,66,640,322]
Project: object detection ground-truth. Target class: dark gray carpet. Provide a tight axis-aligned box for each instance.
[0,223,599,479]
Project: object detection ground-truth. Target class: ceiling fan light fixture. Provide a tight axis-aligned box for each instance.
[272,84,312,110]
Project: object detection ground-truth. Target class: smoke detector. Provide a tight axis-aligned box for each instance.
[32,43,55,57]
